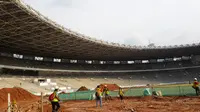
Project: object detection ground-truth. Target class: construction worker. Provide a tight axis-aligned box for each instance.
[152,90,157,96]
[103,85,111,102]
[95,85,102,107]
[119,88,124,102]
[50,89,60,112]
[192,78,200,96]
[11,100,18,112]
[143,84,151,96]
[152,90,162,98]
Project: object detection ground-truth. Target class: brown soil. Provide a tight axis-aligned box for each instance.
[77,86,89,91]
[43,96,200,112]
[0,87,39,109]
[1,96,200,112]
[99,84,120,91]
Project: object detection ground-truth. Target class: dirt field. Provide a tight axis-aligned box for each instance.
[1,96,200,112]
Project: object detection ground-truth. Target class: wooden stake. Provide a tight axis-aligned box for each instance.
[8,93,10,112]
[41,92,43,112]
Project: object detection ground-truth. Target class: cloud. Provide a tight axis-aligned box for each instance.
[50,0,72,7]
[23,0,200,46]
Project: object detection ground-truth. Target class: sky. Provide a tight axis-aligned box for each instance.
[23,0,200,46]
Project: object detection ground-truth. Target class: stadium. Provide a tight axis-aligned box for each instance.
[1,0,200,112]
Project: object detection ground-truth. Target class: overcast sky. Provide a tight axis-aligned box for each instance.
[23,0,200,46]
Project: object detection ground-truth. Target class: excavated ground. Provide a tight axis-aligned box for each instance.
[1,96,200,112]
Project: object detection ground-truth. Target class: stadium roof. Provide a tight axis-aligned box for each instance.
[0,0,200,61]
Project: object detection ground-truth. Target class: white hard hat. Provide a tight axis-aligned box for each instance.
[194,78,197,81]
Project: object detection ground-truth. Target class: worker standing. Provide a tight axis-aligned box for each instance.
[119,88,124,102]
[103,85,111,102]
[192,78,200,96]
[95,85,103,107]
[49,89,60,112]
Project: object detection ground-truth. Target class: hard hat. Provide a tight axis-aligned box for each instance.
[13,100,16,104]
[194,78,197,81]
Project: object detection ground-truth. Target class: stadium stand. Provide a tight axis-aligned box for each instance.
[0,66,200,89]
[1,0,200,93]
[0,56,197,70]
[0,77,49,94]
[1,0,200,61]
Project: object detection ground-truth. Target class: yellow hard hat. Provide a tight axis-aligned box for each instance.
[13,100,16,104]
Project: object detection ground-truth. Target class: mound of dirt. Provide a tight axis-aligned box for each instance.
[77,86,89,91]
[99,84,120,91]
[0,87,39,107]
